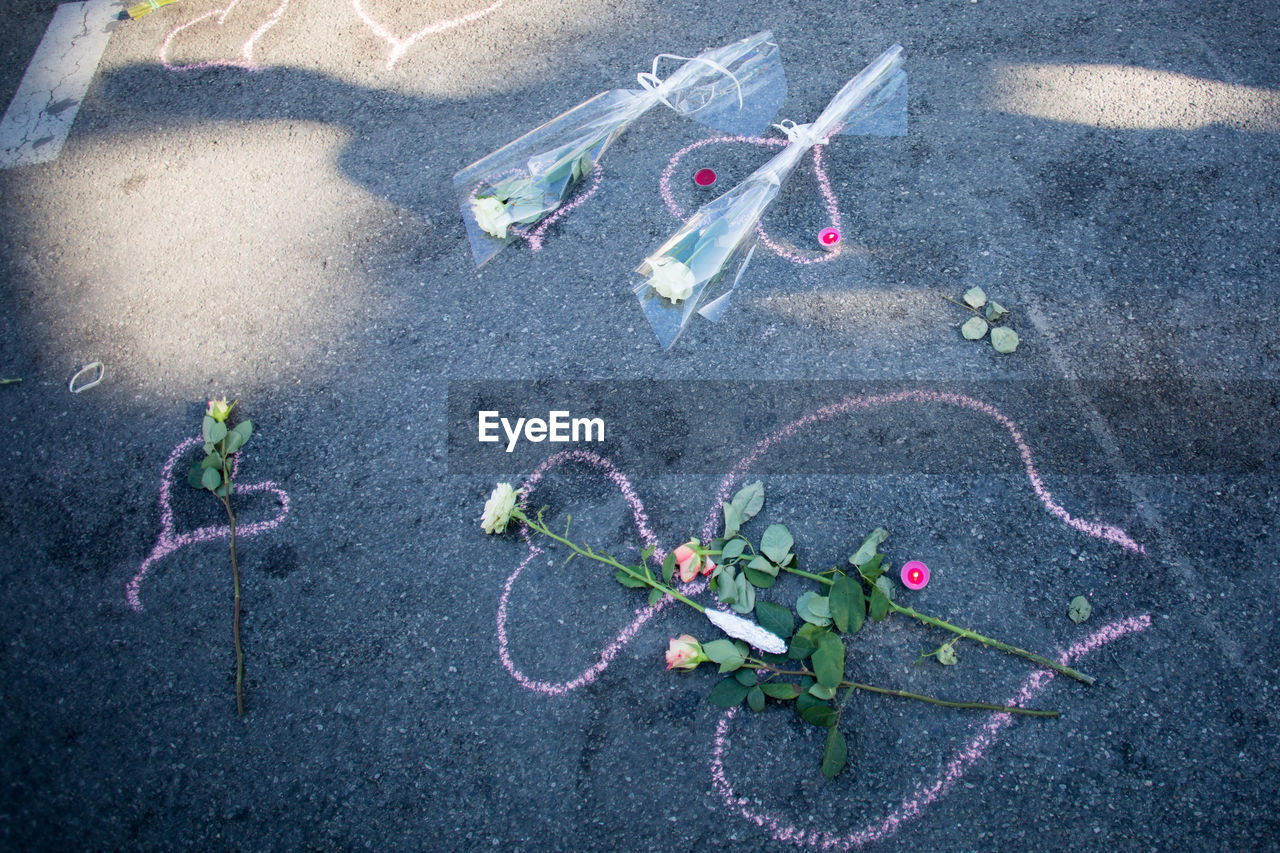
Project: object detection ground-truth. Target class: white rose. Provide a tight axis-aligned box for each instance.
[647,257,695,303]
[480,482,519,534]
[471,196,514,239]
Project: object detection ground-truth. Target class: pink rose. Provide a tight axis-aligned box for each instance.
[665,634,706,670]
[675,542,701,583]
[701,558,717,577]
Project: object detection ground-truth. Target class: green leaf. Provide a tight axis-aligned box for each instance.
[812,632,845,689]
[201,451,222,470]
[857,552,886,582]
[647,587,663,607]
[747,686,766,713]
[962,316,990,340]
[743,567,777,589]
[985,301,1009,322]
[807,683,837,701]
[201,467,221,491]
[1068,595,1092,624]
[731,480,765,523]
[937,643,959,665]
[874,575,896,603]
[788,631,818,661]
[730,573,756,615]
[991,326,1020,353]
[720,537,747,562]
[614,569,649,589]
[849,528,890,568]
[799,699,838,728]
[225,420,253,454]
[214,483,229,498]
[187,462,204,489]
[703,639,741,664]
[760,683,800,700]
[755,600,795,639]
[202,416,227,445]
[717,566,739,605]
[662,551,676,584]
[760,524,794,564]
[869,584,890,622]
[963,286,987,308]
[722,502,743,539]
[829,573,865,634]
[707,678,750,708]
[821,727,848,779]
[734,668,758,687]
[746,555,779,577]
[797,591,832,627]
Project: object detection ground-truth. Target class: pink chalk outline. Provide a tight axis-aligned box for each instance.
[496,390,1147,844]
[126,437,290,611]
[712,614,1152,849]
[351,0,511,69]
[160,0,291,72]
[660,135,844,266]
[162,0,510,73]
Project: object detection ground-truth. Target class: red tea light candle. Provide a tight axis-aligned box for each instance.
[900,560,930,590]
[693,168,717,187]
[819,227,841,247]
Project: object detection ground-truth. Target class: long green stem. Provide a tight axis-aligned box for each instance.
[515,508,705,613]
[779,565,1094,685]
[888,601,1094,685]
[221,445,245,717]
[749,660,1058,717]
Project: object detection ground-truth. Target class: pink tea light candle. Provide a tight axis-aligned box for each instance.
[901,560,930,590]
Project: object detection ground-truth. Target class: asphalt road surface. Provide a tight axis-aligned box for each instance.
[0,0,1276,849]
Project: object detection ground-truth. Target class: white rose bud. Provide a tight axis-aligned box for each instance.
[647,257,696,303]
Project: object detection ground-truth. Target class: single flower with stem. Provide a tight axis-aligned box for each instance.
[189,398,255,715]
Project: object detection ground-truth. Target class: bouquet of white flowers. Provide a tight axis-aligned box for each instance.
[455,31,787,267]
[634,44,907,349]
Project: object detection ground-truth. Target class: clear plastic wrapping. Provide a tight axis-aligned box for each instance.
[634,45,906,349]
[455,31,786,267]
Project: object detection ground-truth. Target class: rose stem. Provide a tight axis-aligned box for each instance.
[778,565,1094,685]
[749,660,1058,717]
[514,508,705,613]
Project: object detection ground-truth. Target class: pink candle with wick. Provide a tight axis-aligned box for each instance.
[901,560,930,590]
[819,227,840,247]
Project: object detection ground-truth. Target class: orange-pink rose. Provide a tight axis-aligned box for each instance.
[675,542,701,583]
[665,635,706,670]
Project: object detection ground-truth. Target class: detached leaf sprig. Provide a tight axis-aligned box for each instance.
[187,397,254,716]
[945,287,1020,353]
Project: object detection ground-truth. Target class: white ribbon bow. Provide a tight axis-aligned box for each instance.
[770,119,830,148]
[636,52,745,111]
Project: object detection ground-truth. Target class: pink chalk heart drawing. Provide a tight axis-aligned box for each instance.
[160,0,292,71]
[496,390,1148,846]
[661,135,845,266]
[126,437,290,611]
[350,0,512,69]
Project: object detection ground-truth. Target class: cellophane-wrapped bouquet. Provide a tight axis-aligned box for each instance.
[634,44,907,349]
[455,31,787,267]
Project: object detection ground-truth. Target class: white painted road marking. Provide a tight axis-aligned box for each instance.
[0,0,115,169]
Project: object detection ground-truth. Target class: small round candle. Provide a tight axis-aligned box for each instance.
[900,560,930,590]
[819,227,840,247]
[694,168,717,187]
